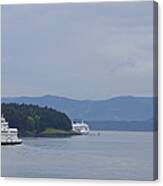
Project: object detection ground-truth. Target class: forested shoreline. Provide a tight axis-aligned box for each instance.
[1,103,73,137]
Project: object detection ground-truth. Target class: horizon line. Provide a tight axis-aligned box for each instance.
[1,94,154,102]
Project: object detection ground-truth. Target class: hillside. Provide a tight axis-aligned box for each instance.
[2,95,155,121]
[1,103,72,137]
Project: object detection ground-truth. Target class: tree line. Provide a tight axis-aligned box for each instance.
[1,103,72,136]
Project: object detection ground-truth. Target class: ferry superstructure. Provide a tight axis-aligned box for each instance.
[1,116,22,145]
[72,120,89,135]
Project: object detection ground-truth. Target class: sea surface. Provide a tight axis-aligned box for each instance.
[1,131,155,180]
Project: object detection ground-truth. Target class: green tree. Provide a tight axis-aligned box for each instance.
[1,103,72,136]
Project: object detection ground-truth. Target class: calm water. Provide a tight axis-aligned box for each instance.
[1,131,155,180]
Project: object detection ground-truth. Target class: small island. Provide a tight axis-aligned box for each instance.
[1,103,77,137]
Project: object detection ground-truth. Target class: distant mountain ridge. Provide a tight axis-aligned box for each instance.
[2,95,154,121]
[87,119,156,131]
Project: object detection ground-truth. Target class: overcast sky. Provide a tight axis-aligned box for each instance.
[1,1,154,100]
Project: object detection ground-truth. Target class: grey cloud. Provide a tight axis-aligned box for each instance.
[1,1,154,99]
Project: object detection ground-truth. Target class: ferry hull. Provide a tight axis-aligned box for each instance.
[1,140,22,145]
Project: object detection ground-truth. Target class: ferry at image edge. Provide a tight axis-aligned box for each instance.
[72,120,90,135]
[1,115,22,145]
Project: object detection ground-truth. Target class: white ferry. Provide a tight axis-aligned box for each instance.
[1,116,22,145]
[72,120,89,135]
